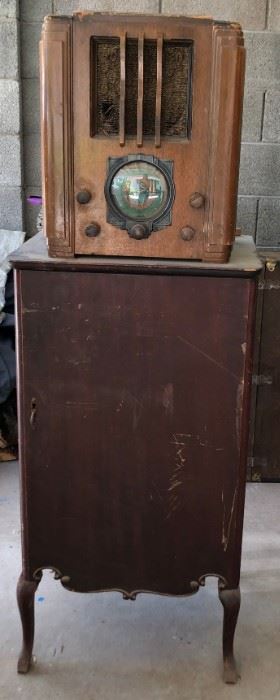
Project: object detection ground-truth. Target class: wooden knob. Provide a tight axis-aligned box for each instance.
[181,226,195,241]
[85,223,100,237]
[76,189,91,204]
[189,192,205,209]
[129,224,148,240]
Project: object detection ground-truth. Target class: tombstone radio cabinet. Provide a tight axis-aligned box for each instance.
[11,234,261,683]
[40,12,245,262]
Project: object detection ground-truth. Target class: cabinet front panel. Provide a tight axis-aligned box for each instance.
[17,270,253,594]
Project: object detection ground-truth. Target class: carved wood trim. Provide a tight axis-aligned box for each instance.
[204,24,245,261]
[32,566,228,597]
[40,17,75,257]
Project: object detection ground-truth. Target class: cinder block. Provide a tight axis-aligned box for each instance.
[244,32,280,88]
[239,143,280,196]
[0,186,23,230]
[0,135,21,186]
[54,0,159,13]
[0,20,19,79]
[263,91,280,143]
[161,0,267,30]
[112,0,159,11]
[23,133,41,188]
[268,0,280,31]
[21,22,41,78]
[54,0,113,11]
[256,197,280,247]
[0,80,20,134]
[242,87,264,142]
[237,196,258,238]
[22,79,40,133]
[21,0,52,21]
[24,186,42,237]
[0,0,18,18]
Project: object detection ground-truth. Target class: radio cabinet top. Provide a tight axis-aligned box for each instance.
[40,12,245,262]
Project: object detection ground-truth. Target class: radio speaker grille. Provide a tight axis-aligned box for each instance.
[91,37,192,140]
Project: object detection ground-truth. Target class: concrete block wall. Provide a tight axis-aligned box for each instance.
[0,0,23,230]
[5,0,280,245]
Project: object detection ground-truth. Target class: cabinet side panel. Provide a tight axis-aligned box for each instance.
[204,25,245,262]
[14,270,30,579]
[253,264,280,481]
[40,17,74,257]
[230,278,257,585]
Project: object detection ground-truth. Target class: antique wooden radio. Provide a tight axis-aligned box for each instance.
[40,12,245,261]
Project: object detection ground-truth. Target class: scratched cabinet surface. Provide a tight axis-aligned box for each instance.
[16,265,255,595]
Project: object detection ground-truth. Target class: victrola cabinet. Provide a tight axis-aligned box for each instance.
[12,235,261,684]
[13,10,260,689]
[40,12,245,262]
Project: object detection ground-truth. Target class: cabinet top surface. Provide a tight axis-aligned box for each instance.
[10,233,262,276]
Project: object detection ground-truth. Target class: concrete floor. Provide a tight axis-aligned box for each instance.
[0,461,280,700]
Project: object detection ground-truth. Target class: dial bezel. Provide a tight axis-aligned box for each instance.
[105,154,175,238]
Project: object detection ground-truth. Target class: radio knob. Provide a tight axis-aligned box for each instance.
[76,189,91,204]
[181,226,196,241]
[85,223,100,237]
[129,224,148,240]
[189,192,205,209]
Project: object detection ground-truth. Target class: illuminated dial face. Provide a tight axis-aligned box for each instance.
[110,161,169,221]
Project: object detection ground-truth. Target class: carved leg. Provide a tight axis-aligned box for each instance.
[17,572,40,673]
[218,586,241,684]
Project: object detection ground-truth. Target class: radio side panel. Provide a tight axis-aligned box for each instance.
[40,16,75,257]
[204,24,245,262]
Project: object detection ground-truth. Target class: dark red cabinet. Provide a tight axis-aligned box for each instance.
[11,233,261,683]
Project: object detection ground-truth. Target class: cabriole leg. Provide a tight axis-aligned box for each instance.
[17,572,40,673]
[218,586,241,684]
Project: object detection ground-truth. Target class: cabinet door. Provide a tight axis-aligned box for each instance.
[17,269,254,595]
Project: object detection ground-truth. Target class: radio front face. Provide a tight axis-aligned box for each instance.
[73,15,211,260]
[41,14,245,260]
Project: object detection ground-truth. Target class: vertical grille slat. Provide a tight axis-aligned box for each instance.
[119,33,126,146]
[137,33,144,147]
[91,36,192,141]
[155,34,163,148]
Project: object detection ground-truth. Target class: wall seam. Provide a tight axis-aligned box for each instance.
[255,199,260,240]
[260,90,267,141]
[265,0,270,30]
